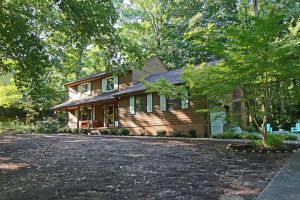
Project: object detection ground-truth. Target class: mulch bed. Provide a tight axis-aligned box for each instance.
[0,134,296,200]
[227,143,299,153]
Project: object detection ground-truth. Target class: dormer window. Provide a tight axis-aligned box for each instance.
[78,82,91,97]
[81,83,89,95]
[102,76,118,93]
[106,77,114,91]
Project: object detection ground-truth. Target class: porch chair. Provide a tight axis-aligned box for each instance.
[261,124,272,133]
[291,122,300,133]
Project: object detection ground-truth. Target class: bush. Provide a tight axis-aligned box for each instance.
[109,128,119,135]
[0,119,34,134]
[213,132,239,139]
[120,128,130,136]
[239,133,260,140]
[283,134,298,141]
[157,129,167,137]
[78,129,89,135]
[250,140,263,149]
[188,129,197,138]
[58,127,77,134]
[264,134,285,148]
[100,129,110,135]
[171,130,187,137]
[35,118,60,133]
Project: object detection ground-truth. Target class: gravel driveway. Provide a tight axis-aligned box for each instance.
[0,135,292,200]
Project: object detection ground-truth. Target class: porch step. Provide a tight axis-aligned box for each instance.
[88,129,100,135]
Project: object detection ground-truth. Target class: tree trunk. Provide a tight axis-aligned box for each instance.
[253,0,259,17]
[262,115,267,141]
[76,45,85,80]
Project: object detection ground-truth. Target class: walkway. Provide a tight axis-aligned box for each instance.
[257,149,300,200]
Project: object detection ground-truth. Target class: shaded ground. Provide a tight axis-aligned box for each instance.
[0,135,293,200]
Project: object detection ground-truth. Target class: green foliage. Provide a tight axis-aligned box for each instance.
[0,0,133,123]
[120,128,130,136]
[213,132,239,139]
[239,133,260,140]
[183,2,300,131]
[57,127,77,134]
[143,78,186,98]
[0,78,22,108]
[0,118,34,134]
[264,135,285,148]
[283,134,298,141]
[250,140,263,149]
[34,118,61,134]
[100,129,110,135]
[188,129,197,138]
[171,130,186,137]
[109,128,119,135]
[156,129,167,137]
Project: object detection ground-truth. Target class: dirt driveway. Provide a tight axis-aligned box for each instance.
[0,135,292,200]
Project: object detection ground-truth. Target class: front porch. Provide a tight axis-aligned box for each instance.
[56,101,119,130]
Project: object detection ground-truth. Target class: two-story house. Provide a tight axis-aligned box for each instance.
[52,56,210,136]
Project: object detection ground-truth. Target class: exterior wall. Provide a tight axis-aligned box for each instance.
[68,72,133,100]
[92,79,101,96]
[132,56,168,83]
[95,105,105,127]
[118,93,209,137]
[68,109,78,128]
[68,86,78,100]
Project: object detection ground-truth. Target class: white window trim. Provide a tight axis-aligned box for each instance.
[80,82,91,96]
[102,76,118,93]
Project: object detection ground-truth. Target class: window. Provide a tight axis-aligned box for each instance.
[135,95,147,113]
[81,83,89,95]
[81,108,91,120]
[167,97,181,110]
[106,77,114,91]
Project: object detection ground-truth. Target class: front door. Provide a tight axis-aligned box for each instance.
[105,104,114,127]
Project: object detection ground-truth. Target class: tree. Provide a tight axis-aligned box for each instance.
[0,0,125,122]
[183,1,300,141]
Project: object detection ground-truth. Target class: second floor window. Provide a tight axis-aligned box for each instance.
[136,95,147,112]
[106,77,114,91]
[81,83,89,95]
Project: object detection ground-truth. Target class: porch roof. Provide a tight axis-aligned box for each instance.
[52,91,117,110]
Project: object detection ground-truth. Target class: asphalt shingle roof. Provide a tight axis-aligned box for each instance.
[52,91,117,110]
[115,68,183,96]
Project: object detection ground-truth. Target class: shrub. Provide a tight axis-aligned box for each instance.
[157,129,167,137]
[100,129,110,135]
[120,128,130,136]
[250,140,263,149]
[35,118,60,133]
[283,134,298,141]
[213,132,239,139]
[0,119,34,134]
[78,129,89,135]
[239,133,260,140]
[171,130,187,137]
[264,134,285,148]
[188,129,197,138]
[109,128,119,135]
